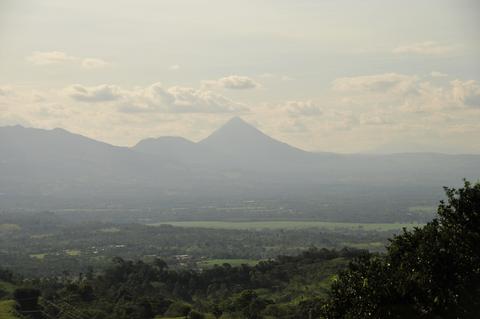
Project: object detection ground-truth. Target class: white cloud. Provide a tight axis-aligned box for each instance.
[331,72,480,116]
[26,51,109,69]
[169,64,180,70]
[284,100,322,117]
[66,84,121,102]
[26,51,76,65]
[64,82,247,113]
[203,75,259,90]
[332,73,418,95]
[81,58,110,69]
[451,80,480,108]
[0,86,13,96]
[392,41,455,55]
[122,83,247,113]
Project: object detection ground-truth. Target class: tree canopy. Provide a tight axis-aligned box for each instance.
[323,180,480,318]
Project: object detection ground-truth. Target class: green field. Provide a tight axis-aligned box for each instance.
[65,249,81,256]
[150,221,422,231]
[0,300,19,319]
[29,253,47,260]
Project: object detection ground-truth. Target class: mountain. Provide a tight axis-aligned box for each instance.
[134,117,318,173]
[133,136,198,160]
[1,118,480,220]
[199,117,310,161]
[0,125,191,202]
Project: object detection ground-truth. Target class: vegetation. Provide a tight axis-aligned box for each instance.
[5,248,361,319]
[321,180,480,318]
[0,300,19,319]
[0,214,397,277]
[150,221,420,231]
[0,181,478,318]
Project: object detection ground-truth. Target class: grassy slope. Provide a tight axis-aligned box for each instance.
[0,300,19,319]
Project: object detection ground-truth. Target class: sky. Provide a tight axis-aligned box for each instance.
[0,0,479,153]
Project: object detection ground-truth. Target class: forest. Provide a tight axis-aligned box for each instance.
[0,181,479,318]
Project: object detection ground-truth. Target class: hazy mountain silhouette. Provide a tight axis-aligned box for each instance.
[1,118,479,213]
[134,117,316,171]
[134,136,200,161]
[0,125,190,201]
[199,117,309,160]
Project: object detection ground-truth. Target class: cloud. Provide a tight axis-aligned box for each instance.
[0,86,13,96]
[332,72,480,113]
[332,73,418,95]
[26,51,76,65]
[81,58,110,69]
[26,51,109,69]
[169,64,180,70]
[392,41,455,55]
[66,84,121,102]
[64,82,247,113]
[203,75,259,90]
[359,114,392,125]
[326,110,358,131]
[451,80,480,108]
[120,83,247,113]
[284,100,322,117]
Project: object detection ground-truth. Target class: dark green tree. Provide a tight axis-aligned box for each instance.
[13,288,42,319]
[323,180,480,318]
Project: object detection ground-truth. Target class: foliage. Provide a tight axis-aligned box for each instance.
[322,180,480,318]
[2,181,477,318]
[0,248,356,318]
[0,216,392,277]
[0,300,19,319]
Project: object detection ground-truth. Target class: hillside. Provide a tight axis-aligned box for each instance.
[0,118,479,221]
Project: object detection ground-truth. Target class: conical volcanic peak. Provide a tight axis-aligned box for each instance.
[199,117,308,161]
[200,117,267,146]
[219,116,260,132]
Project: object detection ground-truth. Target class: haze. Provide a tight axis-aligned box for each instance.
[1,0,480,153]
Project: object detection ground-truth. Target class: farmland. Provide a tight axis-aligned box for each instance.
[150,220,422,231]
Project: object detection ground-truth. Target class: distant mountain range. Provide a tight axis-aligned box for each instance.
[1,117,479,221]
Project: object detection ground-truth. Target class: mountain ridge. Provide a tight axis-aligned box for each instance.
[3,119,479,157]
[1,118,480,214]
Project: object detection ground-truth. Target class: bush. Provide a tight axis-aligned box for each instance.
[164,301,191,317]
[188,310,206,319]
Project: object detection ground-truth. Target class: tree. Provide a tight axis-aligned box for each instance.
[230,290,271,319]
[14,288,42,319]
[323,180,480,318]
[188,310,206,319]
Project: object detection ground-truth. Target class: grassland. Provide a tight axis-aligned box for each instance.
[150,221,422,231]
[0,300,18,319]
[65,249,81,256]
[29,253,47,260]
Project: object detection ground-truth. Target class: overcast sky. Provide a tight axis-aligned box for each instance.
[1,0,479,153]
